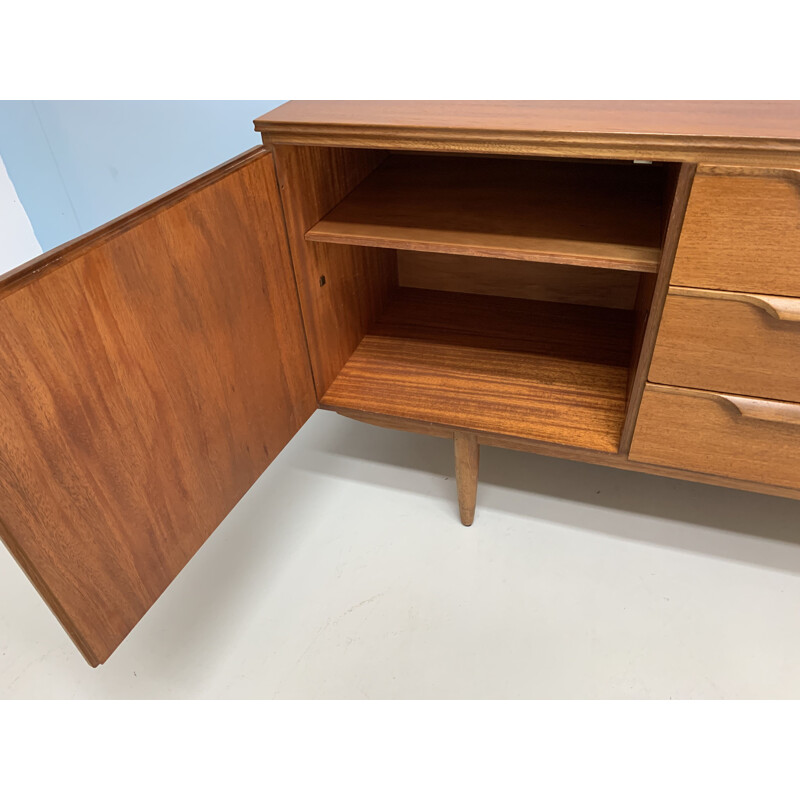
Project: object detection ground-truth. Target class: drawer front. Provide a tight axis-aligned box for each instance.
[629,384,800,490]
[671,166,800,296]
[650,287,800,403]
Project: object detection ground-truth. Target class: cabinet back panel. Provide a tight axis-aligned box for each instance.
[397,251,640,309]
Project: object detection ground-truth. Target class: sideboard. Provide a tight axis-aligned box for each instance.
[1,101,799,666]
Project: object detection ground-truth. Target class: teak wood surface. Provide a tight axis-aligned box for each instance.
[397,251,640,310]
[630,385,800,490]
[7,100,800,668]
[0,149,316,666]
[651,288,800,404]
[671,166,800,296]
[272,145,397,396]
[454,433,480,526]
[256,101,800,166]
[321,288,634,451]
[617,163,697,452]
[307,154,665,272]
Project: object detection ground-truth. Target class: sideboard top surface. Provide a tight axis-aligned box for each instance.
[255,101,800,165]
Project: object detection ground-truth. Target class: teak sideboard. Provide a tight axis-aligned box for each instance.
[2,101,800,667]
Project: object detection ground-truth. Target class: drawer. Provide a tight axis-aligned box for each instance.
[629,384,800,490]
[650,287,800,403]
[671,165,800,296]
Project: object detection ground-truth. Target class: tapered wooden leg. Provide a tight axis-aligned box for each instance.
[454,432,479,526]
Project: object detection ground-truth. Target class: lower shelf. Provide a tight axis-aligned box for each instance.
[321,289,634,452]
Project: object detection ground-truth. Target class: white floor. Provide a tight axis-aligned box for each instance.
[2,411,800,699]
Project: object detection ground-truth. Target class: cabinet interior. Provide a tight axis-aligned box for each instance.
[275,145,679,454]
[307,153,666,272]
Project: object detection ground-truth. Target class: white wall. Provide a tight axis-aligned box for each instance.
[0,154,41,275]
[0,101,281,254]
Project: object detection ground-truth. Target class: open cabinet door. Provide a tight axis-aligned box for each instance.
[0,148,317,666]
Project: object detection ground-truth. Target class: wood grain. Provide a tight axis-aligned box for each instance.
[256,101,800,166]
[671,165,800,296]
[321,288,634,452]
[630,384,800,490]
[0,149,316,666]
[397,251,640,309]
[669,287,800,322]
[307,155,665,272]
[271,145,398,396]
[1,149,270,298]
[335,408,454,439]
[650,288,800,403]
[721,393,800,426]
[454,433,479,526]
[618,163,697,452]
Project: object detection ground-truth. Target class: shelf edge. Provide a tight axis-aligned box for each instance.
[304,229,661,274]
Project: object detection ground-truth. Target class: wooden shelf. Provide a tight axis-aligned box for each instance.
[321,289,634,452]
[306,155,666,272]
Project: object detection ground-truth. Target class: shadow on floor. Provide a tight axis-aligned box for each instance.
[299,412,800,576]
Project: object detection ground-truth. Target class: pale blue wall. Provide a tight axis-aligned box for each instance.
[0,101,282,252]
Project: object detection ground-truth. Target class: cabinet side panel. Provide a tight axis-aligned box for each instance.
[271,144,397,395]
[619,162,696,452]
[0,151,316,666]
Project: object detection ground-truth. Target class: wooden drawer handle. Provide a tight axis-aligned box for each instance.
[650,384,800,426]
[670,286,800,323]
[722,395,800,425]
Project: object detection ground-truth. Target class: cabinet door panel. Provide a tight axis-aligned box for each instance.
[0,149,316,666]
